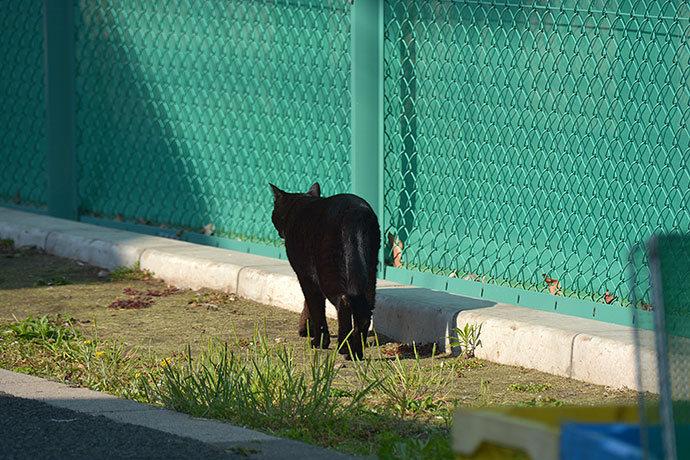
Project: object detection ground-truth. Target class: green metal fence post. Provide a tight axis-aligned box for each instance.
[43,0,77,220]
[351,0,384,274]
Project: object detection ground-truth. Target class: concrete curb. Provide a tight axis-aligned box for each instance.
[0,369,357,459]
[0,207,657,391]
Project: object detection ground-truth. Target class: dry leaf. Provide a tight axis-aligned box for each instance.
[449,272,457,278]
[603,290,616,304]
[463,272,486,283]
[176,229,184,238]
[115,214,123,222]
[201,222,215,235]
[387,232,403,268]
[639,300,653,311]
[542,273,563,296]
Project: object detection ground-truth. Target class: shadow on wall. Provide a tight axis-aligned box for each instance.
[374,286,496,350]
[0,2,47,208]
[74,4,210,231]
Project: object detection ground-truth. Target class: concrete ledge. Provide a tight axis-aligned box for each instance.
[0,206,657,391]
[0,369,357,459]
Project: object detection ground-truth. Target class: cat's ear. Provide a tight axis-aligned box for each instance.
[269,183,284,201]
[307,182,320,197]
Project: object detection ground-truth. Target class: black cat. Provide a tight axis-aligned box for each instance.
[270,182,380,359]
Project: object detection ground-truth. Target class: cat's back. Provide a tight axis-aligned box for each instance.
[323,193,374,216]
[288,192,377,237]
[325,194,380,244]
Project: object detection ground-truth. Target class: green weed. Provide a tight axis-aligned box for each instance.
[3,314,81,355]
[376,431,453,460]
[353,336,455,418]
[33,276,70,287]
[517,397,564,407]
[508,382,552,393]
[458,358,486,370]
[447,323,482,358]
[1,315,159,401]
[144,328,378,432]
[478,378,491,406]
[107,262,154,281]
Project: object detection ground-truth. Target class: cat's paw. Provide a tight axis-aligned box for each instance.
[311,334,330,349]
[299,326,316,338]
[339,340,363,360]
[343,348,363,361]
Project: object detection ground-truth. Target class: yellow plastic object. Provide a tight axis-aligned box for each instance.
[452,405,642,460]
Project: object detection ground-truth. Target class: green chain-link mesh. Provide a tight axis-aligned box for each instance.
[75,0,351,244]
[2,0,688,311]
[0,1,47,208]
[383,0,690,305]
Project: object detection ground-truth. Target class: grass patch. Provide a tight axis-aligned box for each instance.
[188,291,237,310]
[457,358,486,371]
[0,315,160,401]
[144,329,380,445]
[508,382,553,393]
[33,276,71,287]
[517,397,565,407]
[353,339,455,419]
[376,431,453,460]
[0,315,457,458]
[107,262,154,281]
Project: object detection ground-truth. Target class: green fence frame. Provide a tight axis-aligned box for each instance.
[44,0,77,220]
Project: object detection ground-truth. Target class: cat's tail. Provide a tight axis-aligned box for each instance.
[342,208,380,300]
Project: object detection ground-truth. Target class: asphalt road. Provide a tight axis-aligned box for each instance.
[0,391,244,460]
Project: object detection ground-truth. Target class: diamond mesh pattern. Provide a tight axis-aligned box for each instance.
[0,1,47,208]
[75,0,351,244]
[656,236,690,401]
[2,0,687,311]
[383,0,690,304]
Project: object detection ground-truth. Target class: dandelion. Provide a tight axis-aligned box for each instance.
[160,358,170,368]
[83,340,92,345]
[95,351,105,358]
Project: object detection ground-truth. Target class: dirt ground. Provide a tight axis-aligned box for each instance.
[0,245,639,408]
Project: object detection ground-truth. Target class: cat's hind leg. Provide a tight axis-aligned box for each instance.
[349,292,374,360]
[335,295,353,356]
[299,279,330,349]
[298,302,315,337]
[335,294,370,360]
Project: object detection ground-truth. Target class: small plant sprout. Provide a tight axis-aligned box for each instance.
[107,262,154,281]
[446,322,483,358]
[508,382,552,393]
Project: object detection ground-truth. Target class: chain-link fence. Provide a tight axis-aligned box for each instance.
[383,0,690,306]
[0,1,47,208]
[1,0,688,315]
[75,0,351,245]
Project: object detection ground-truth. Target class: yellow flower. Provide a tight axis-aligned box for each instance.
[160,359,169,368]
[83,340,92,345]
[95,351,105,358]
